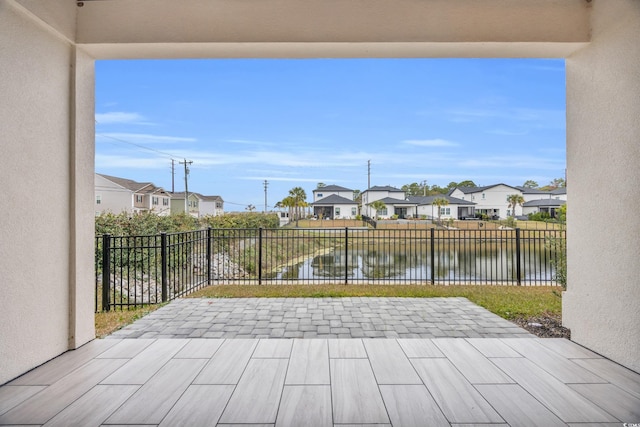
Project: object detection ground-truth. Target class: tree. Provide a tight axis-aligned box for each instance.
[280,196,296,219]
[522,180,539,188]
[401,182,427,197]
[317,182,326,188]
[288,186,307,220]
[540,177,566,191]
[506,194,525,217]
[369,200,387,219]
[457,180,477,188]
[245,204,256,212]
[432,197,449,224]
[430,184,448,195]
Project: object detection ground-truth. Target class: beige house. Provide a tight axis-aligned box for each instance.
[1,0,638,384]
[169,192,202,217]
[95,173,171,216]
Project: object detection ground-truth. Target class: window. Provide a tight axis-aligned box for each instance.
[507,209,512,216]
[152,196,158,205]
[163,198,169,206]
[377,208,388,216]
[335,207,341,216]
[135,195,143,203]
[216,202,222,208]
[96,195,101,205]
[440,207,450,215]
[351,207,357,215]
[317,193,323,199]
[482,193,486,199]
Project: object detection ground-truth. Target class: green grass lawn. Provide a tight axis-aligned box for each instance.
[96,284,562,337]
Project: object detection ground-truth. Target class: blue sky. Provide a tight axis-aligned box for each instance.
[95,58,566,211]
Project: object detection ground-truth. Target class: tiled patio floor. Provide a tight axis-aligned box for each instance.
[107,297,533,339]
[1,298,639,426]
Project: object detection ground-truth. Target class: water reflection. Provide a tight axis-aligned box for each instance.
[277,247,555,282]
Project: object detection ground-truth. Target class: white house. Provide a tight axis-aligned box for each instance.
[95,174,171,216]
[449,184,523,219]
[361,186,407,218]
[407,195,476,220]
[198,194,224,217]
[312,185,354,202]
[311,194,358,219]
[522,199,566,218]
[310,185,358,219]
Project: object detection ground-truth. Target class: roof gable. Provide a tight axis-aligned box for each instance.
[313,185,352,192]
[311,194,356,205]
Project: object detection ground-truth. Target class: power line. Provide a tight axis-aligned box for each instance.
[95,128,177,160]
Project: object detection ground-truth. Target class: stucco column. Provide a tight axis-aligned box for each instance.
[69,46,96,349]
[564,0,640,372]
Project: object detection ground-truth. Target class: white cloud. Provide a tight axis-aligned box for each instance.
[402,139,459,147]
[95,112,152,125]
[97,133,197,144]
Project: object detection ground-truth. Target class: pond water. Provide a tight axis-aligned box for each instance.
[273,247,557,284]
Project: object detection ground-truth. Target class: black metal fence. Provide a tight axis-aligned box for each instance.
[96,227,565,311]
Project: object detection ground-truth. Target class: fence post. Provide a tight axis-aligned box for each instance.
[206,227,212,286]
[161,232,168,302]
[344,227,349,285]
[430,228,435,285]
[101,234,111,312]
[515,228,522,286]
[258,227,263,285]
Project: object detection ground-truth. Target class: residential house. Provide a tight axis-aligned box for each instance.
[407,195,476,220]
[311,185,357,219]
[95,173,171,216]
[311,194,358,219]
[312,185,354,202]
[198,194,224,217]
[170,192,202,217]
[522,199,566,218]
[449,184,523,219]
[361,186,410,218]
[516,186,567,218]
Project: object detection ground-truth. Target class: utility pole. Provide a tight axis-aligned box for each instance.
[422,180,427,196]
[179,159,193,213]
[171,159,175,193]
[367,160,371,190]
[263,180,269,213]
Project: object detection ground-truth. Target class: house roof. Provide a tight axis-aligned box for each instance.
[523,199,566,207]
[551,187,567,195]
[451,183,520,195]
[366,185,404,192]
[97,173,154,192]
[170,192,202,200]
[196,194,224,202]
[313,185,352,193]
[516,186,550,195]
[311,194,356,205]
[373,197,416,205]
[407,195,475,206]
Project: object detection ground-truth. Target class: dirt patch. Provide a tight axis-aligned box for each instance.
[511,312,570,339]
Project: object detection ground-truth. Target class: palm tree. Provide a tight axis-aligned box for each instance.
[280,196,296,220]
[506,194,525,217]
[288,187,307,220]
[432,197,449,224]
[369,200,387,219]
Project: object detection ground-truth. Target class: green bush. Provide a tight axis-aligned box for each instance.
[528,212,552,222]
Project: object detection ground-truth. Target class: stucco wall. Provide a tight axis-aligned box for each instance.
[0,0,93,384]
[564,0,640,372]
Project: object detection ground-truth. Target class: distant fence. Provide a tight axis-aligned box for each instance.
[95,227,565,311]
